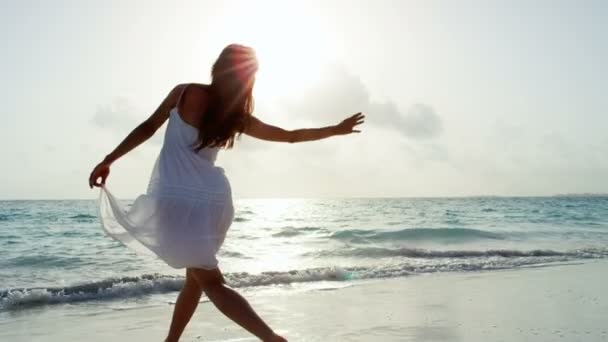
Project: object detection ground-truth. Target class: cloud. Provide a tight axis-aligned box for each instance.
[371,102,443,139]
[91,97,139,129]
[91,97,164,145]
[276,65,443,140]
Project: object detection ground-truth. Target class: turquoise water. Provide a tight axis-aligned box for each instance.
[1,196,607,310]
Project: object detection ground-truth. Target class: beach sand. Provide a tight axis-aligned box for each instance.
[2,260,607,341]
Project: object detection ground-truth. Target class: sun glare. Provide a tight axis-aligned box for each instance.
[218,2,330,101]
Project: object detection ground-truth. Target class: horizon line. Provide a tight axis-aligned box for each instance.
[1,193,607,201]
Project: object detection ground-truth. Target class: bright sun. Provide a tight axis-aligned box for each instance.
[218,2,330,101]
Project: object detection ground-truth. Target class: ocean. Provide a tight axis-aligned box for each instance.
[1,196,607,312]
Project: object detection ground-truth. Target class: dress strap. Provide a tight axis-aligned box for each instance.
[175,83,190,110]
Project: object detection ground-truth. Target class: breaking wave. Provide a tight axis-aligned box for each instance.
[2,247,605,311]
[329,227,505,243]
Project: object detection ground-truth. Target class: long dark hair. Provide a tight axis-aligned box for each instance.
[194,44,258,151]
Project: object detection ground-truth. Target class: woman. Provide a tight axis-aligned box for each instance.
[88,44,364,342]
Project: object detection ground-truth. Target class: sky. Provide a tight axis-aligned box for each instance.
[1,0,607,199]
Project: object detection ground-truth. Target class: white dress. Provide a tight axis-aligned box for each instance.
[98,91,234,270]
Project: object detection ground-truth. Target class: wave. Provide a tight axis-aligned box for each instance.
[233,209,255,222]
[2,248,606,311]
[0,269,349,311]
[305,247,608,259]
[329,228,504,243]
[4,255,87,268]
[219,250,250,259]
[0,213,33,221]
[272,226,326,238]
[68,214,97,220]
[0,274,183,311]
[272,230,303,238]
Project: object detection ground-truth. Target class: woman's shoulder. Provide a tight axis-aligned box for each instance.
[177,83,211,103]
[176,83,212,118]
[180,83,211,92]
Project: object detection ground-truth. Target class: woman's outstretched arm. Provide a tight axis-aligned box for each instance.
[88,85,184,188]
[244,112,365,143]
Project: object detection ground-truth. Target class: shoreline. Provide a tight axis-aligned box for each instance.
[1,260,607,341]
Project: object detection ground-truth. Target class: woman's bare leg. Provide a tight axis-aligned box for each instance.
[165,269,203,342]
[190,268,287,342]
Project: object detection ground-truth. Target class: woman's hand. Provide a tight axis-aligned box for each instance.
[89,161,111,188]
[334,112,365,135]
